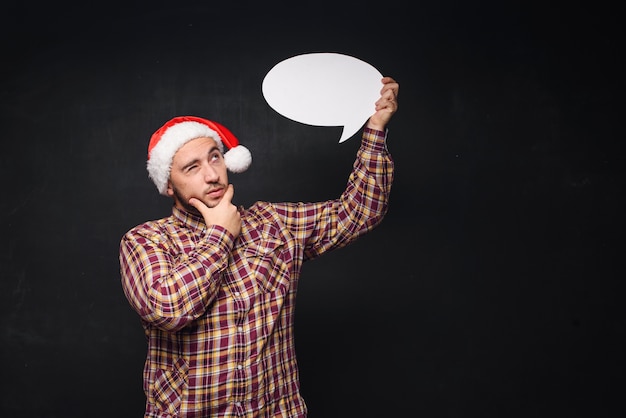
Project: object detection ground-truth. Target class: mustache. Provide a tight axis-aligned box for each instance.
[205,182,227,193]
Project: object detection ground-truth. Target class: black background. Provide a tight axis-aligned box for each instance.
[1,1,624,417]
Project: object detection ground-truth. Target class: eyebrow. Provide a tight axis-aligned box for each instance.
[181,158,200,171]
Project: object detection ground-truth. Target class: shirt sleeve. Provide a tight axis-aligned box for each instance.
[119,223,234,332]
[273,127,394,260]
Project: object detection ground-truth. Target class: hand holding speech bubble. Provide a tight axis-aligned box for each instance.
[262,53,384,143]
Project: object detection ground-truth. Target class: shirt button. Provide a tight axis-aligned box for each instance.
[237,326,243,332]
[235,401,242,407]
[237,364,243,370]
[234,291,240,297]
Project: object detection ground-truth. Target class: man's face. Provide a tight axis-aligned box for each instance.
[167,136,229,211]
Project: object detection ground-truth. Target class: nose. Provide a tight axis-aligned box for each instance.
[202,163,219,183]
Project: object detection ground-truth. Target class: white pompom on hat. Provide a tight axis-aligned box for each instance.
[146,116,252,195]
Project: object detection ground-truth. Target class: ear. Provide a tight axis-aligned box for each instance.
[166,180,175,197]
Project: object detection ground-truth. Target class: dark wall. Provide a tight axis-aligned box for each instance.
[1,1,623,417]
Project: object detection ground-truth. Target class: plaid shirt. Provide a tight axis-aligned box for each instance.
[119,128,393,417]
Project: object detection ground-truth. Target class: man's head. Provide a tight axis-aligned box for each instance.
[146,116,252,196]
[167,135,229,211]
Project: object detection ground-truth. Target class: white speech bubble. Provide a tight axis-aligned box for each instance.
[262,53,383,143]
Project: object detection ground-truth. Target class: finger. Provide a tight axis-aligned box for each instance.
[221,184,234,205]
[380,81,399,98]
[188,196,208,213]
[382,84,399,98]
[382,90,396,102]
[376,94,397,109]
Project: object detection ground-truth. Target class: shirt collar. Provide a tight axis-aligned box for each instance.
[172,205,207,232]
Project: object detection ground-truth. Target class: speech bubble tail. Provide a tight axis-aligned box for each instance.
[338,131,351,143]
[338,121,364,143]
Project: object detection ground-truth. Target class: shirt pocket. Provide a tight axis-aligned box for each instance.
[244,235,290,293]
[151,357,188,415]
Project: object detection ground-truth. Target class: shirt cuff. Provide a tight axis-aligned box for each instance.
[362,127,389,153]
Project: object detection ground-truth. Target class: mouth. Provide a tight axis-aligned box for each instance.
[206,187,224,199]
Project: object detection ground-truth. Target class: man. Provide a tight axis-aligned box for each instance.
[120,76,399,417]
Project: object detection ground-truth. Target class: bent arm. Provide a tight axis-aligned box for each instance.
[119,224,233,332]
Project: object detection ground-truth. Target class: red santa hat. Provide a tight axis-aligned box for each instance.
[146,116,252,194]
